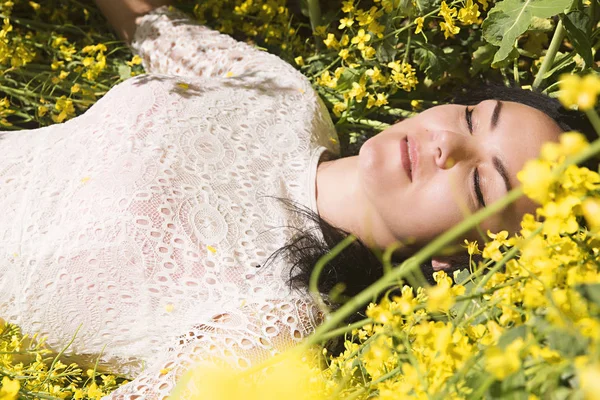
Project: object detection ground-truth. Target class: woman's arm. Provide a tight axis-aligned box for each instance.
[93,0,172,44]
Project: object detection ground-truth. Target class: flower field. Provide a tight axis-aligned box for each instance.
[1,0,600,399]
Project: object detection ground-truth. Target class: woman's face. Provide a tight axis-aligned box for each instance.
[358,99,563,249]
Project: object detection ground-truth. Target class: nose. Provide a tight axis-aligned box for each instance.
[435,130,472,169]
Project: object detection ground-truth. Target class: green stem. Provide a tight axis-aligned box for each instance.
[532,19,565,89]
[403,29,412,64]
[318,318,373,341]
[309,56,341,78]
[310,235,358,315]
[307,0,322,51]
[344,116,390,130]
[470,375,496,399]
[585,107,600,137]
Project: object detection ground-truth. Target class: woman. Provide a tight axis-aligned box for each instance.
[0,1,589,398]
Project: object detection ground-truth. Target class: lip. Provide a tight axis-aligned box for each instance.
[407,135,418,180]
[400,136,412,181]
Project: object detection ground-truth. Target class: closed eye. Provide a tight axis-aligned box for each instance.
[465,106,486,208]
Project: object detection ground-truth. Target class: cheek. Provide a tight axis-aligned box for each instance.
[358,131,403,194]
[380,176,472,243]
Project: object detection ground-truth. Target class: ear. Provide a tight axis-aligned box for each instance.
[431,255,454,272]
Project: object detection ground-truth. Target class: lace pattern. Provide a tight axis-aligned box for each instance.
[0,5,340,398]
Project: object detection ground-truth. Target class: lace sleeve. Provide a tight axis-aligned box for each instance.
[101,297,323,400]
[130,5,302,81]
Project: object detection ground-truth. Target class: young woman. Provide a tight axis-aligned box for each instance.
[0,1,590,398]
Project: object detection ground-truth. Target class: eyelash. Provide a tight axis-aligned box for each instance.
[465,107,486,208]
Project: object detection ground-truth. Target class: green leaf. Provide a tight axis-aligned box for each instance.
[117,65,131,81]
[482,0,574,65]
[547,328,587,358]
[561,10,592,68]
[574,282,600,307]
[334,67,361,91]
[497,325,527,349]
[375,30,398,63]
[470,42,497,75]
[413,44,456,81]
[299,0,310,18]
[414,0,440,14]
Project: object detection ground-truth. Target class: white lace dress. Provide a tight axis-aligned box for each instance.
[0,6,340,399]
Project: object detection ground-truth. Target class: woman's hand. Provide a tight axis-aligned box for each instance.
[94,0,173,44]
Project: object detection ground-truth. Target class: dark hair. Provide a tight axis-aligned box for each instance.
[261,83,595,354]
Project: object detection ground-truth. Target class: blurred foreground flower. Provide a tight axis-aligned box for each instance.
[170,348,329,400]
[558,73,600,110]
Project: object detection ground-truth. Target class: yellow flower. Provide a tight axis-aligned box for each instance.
[317,70,337,89]
[360,45,376,59]
[52,35,67,48]
[538,195,581,236]
[363,335,393,379]
[484,338,524,380]
[309,25,325,37]
[332,101,347,117]
[59,44,76,61]
[440,20,460,38]
[426,283,454,312]
[338,17,354,30]
[294,56,305,66]
[365,66,385,84]
[323,33,339,49]
[387,61,418,91]
[558,73,600,110]
[126,54,142,67]
[28,1,40,10]
[414,16,424,34]
[86,382,104,399]
[0,376,20,400]
[440,1,458,19]
[51,96,75,123]
[340,34,350,47]
[457,0,480,25]
[341,0,355,13]
[517,159,555,204]
[170,349,327,400]
[583,198,600,231]
[348,77,367,103]
[350,29,371,50]
[577,363,600,399]
[50,60,64,70]
[462,239,481,255]
[338,48,350,60]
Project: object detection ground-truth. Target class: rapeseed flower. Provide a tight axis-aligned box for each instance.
[558,73,600,110]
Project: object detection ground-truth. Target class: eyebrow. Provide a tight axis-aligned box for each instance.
[491,100,502,130]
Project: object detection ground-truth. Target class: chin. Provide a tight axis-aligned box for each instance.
[358,133,400,196]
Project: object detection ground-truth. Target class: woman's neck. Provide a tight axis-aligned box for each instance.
[315,155,396,250]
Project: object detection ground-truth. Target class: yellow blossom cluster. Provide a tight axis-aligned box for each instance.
[193,0,299,52]
[0,17,35,68]
[170,348,329,400]
[558,73,600,111]
[0,321,129,399]
[0,96,14,126]
[306,129,600,398]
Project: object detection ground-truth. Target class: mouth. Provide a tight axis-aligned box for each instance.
[400,136,412,181]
